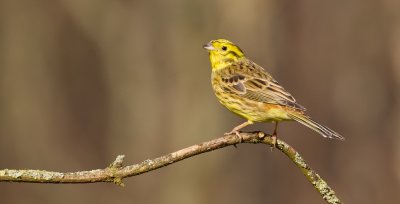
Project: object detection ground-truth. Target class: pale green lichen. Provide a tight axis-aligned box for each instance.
[109,155,125,168]
[143,159,154,165]
[278,140,341,204]
[0,169,64,181]
[5,169,24,178]
[112,177,125,187]
[312,175,341,204]
[293,152,308,169]
[41,171,64,180]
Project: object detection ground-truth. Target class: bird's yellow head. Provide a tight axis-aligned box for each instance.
[203,39,245,70]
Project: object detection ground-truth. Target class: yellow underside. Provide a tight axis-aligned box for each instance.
[217,95,294,122]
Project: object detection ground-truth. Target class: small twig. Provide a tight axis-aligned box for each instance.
[0,132,342,204]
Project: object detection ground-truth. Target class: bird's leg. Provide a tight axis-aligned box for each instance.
[271,122,278,148]
[225,120,254,143]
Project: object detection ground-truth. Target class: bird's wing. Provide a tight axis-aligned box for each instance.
[218,59,306,111]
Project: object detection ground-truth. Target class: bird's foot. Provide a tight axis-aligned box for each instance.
[225,130,243,143]
[270,134,277,151]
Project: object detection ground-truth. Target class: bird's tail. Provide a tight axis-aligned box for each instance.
[288,112,344,141]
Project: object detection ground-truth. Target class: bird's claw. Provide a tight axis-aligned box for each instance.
[225,130,243,143]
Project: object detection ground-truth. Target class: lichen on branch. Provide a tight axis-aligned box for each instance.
[0,132,342,204]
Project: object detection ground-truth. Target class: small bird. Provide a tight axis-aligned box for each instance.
[203,39,344,145]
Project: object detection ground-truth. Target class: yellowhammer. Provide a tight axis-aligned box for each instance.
[203,39,344,145]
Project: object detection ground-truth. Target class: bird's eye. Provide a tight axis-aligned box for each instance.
[221,46,227,51]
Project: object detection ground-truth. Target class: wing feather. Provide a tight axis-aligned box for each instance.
[218,59,306,111]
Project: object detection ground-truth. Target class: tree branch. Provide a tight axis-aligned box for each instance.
[0,132,342,204]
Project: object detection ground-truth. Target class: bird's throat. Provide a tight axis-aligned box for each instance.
[209,53,236,70]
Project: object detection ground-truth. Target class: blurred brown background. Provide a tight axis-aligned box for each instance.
[1,0,400,203]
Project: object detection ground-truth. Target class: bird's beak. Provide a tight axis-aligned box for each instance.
[203,42,215,51]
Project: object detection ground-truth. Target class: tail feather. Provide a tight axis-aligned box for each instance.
[288,112,344,141]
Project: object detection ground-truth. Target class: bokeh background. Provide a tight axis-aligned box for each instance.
[1,0,400,203]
